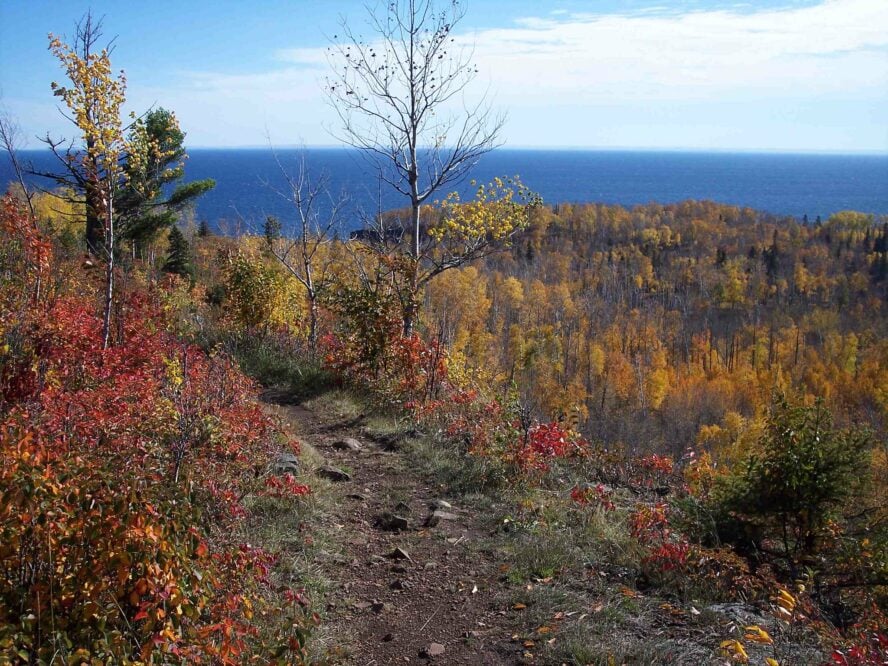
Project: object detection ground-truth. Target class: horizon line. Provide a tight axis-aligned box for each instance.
[138,145,888,156]
[13,144,888,157]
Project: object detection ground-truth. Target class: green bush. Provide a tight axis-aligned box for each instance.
[712,396,870,576]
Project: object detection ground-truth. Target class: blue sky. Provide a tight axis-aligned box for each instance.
[1,0,886,152]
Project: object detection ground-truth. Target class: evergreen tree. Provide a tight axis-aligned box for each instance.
[874,223,888,253]
[163,226,194,281]
[118,108,215,249]
[264,215,282,245]
[871,252,888,284]
[714,398,870,574]
[763,230,780,280]
[197,219,212,238]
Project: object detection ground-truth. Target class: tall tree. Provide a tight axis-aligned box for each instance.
[0,113,37,220]
[0,113,44,303]
[327,0,504,335]
[35,14,114,255]
[118,107,215,251]
[47,16,128,347]
[263,155,344,351]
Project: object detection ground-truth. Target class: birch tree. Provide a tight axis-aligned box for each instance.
[48,18,128,347]
[263,154,345,351]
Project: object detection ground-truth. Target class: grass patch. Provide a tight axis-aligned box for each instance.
[233,338,332,400]
[555,627,713,666]
[508,530,576,582]
[304,389,364,423]
[404,432,510,494]
[576,505,644,568]
[198,328,334,400]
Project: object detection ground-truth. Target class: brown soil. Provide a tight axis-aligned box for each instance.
[263,394,527,665]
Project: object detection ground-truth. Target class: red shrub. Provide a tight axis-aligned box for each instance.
[265,474,312,498]
[516,422,587,472]
[830,634,888,666]
[570,483,616,512]
[630,502,671,542]
[0,285,312,663]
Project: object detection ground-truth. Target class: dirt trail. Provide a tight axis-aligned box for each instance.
[263,394,523,665]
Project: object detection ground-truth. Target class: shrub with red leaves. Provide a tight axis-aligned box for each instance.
[265,474,312,498]
[570,483,615,512]
[830,629,888,665]
[0,204,314,665]
[516,422,587,472]
[629,502,695,576]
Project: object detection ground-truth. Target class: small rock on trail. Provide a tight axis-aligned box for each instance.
[421,642,446,658]
[375,512,410,532]
[387,546,412,561]
[332,436,363,451]
[316,465,351,482]
[425,510,458,527]
[272,452,300,474]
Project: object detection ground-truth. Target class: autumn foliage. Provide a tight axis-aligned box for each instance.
[5,152,888,661]
[0,197,312,663]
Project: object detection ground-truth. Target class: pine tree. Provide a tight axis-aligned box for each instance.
[163,226,194,281]
[264,215,281,245]
[118,108,215,249]
[197,219,211,238]
[871,252,888,284]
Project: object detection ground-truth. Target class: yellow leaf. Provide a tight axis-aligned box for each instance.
[719,639,749,663]
[743,625,773,644]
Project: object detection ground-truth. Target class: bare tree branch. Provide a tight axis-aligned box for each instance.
[0,111,37,220]
[325,0,505,335]
[253,146,348,350]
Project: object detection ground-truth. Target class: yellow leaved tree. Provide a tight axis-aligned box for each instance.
[45,14,129,347]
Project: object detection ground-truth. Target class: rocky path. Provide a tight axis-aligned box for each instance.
[263,394,523,665]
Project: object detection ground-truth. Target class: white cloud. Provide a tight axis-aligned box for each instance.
[273,47,329,66]
[474,0,887,101]
[101,0,888,148]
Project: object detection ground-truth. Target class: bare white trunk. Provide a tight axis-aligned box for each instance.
[101,191,114,349]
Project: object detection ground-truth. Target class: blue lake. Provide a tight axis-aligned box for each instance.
[5,148,887,231]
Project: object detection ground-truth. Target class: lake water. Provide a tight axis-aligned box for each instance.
[5,148,887,231]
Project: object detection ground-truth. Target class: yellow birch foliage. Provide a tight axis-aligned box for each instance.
[430,177,537,243]
[49,34,128,184]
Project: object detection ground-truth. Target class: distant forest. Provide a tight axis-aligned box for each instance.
[421,201,887,453]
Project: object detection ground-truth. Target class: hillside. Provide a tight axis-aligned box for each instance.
[3,182,887,664]
[1,1,886,660]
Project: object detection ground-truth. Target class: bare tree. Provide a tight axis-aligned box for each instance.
[1,111,45,304]
[327,0,504,335]
[0,112,37,220]
[262,152,345,351]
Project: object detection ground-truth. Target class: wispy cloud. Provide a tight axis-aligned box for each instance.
[118,0,888,148]
[474,0,887,100]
